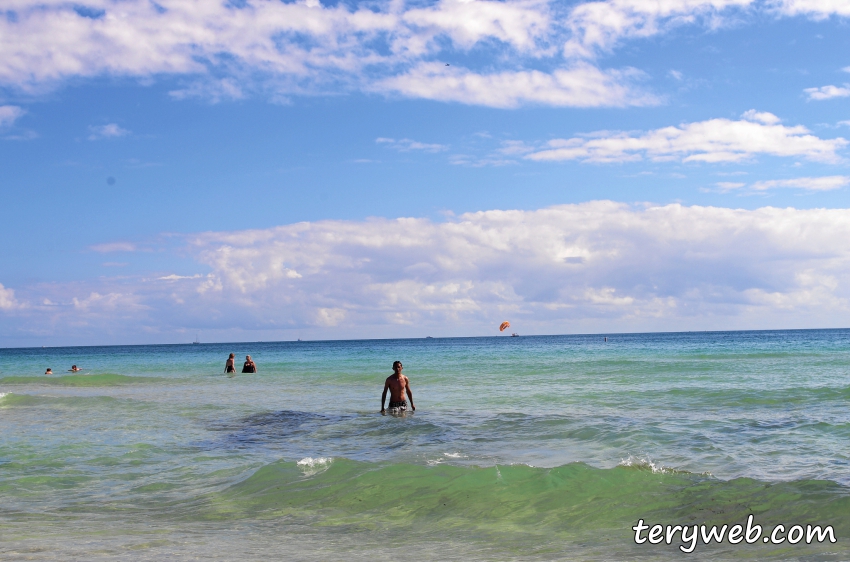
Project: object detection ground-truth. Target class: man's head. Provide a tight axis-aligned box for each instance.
[229,353,235,359]
[392,360,402,374]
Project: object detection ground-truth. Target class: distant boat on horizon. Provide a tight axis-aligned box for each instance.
[425,336,434,339]
[511,333,519,337]
[192,333,200,345]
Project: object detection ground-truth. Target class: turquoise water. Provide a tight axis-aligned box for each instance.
[1,330,848,560]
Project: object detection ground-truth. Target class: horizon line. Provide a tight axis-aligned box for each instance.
[2,326,848,351]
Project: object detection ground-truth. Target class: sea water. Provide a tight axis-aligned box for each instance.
[0,330,848,560]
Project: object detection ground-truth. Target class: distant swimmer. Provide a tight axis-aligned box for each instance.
[242,355,257,373]
[69,365,81,372]
[45,368,53,375]
[381,361,415,414]
[225,353,236,374]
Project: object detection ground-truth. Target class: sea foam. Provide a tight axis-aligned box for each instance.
[297,457,333,476]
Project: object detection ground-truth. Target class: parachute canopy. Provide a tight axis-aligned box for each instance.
[499,321,511,332]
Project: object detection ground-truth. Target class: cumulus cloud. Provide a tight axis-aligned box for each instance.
[524,111,847,163]
[88,123,130,140]
[804,85,850,101]
[8,202,850,340]
[0,283,24,311]
[376,137,449,152]
[172,202,850,334]
[0,105,25,127]
[375,62,658,108]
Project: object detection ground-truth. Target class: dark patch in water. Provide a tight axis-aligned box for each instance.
[208,410,339,449]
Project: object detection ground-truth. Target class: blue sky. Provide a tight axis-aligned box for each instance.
[2,0,850,345]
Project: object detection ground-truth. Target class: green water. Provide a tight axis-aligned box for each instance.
[1,331,848,559]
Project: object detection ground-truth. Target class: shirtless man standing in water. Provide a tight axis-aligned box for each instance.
[381,361,415,414]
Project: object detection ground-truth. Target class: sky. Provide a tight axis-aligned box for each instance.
[1,0,850,346]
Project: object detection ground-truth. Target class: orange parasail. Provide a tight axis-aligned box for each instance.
[499,321,511,332]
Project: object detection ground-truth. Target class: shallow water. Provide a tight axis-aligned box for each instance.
[1,330,849,559]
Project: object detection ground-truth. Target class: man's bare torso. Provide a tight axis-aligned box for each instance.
[384,374,409,402]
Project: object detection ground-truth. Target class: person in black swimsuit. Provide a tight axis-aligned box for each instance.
[225,353,236,374]
[242,355,257,373]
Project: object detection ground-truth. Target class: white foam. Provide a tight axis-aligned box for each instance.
[619,455,712,477]
[296,457,332,476]
[618,455,674,474]
[0,393,7,400]
[443,452,467,459]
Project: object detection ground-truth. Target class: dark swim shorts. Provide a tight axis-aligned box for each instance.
[388,400,407,411]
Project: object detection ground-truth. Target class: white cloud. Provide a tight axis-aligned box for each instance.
[376,137,449,152]
[88,123,130,140]
[0,105,25,127]
[710,176,850,192]
[90,242,137,253]
[804,85,850,101]
[2,0,850,109]
[72,292,148,312]
[751,175,850,191]
[375,62,658,108]
[9,202,850,339]
[714,181,747,192]
[0,0,653,107]
[525,111,846,163]
[0,0,552,97]
[175,202,850,334]
[401,0,551,53]
[775,0,850,17]
[740,109,781,124]
[158,274,203,281]
[0,283,24,311]
[563,0,755,57]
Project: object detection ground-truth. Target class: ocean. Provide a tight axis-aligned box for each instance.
[1,330,848,560]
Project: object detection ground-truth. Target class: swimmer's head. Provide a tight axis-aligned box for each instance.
[392,360,402,372]
[229,353,235,358]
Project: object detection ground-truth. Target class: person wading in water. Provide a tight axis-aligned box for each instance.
[225,353,236,374]
[381,361,415,414]
[242,355,257,373]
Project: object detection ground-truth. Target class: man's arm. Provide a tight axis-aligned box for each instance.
[381,380,389,412]
[405,377,415,411]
